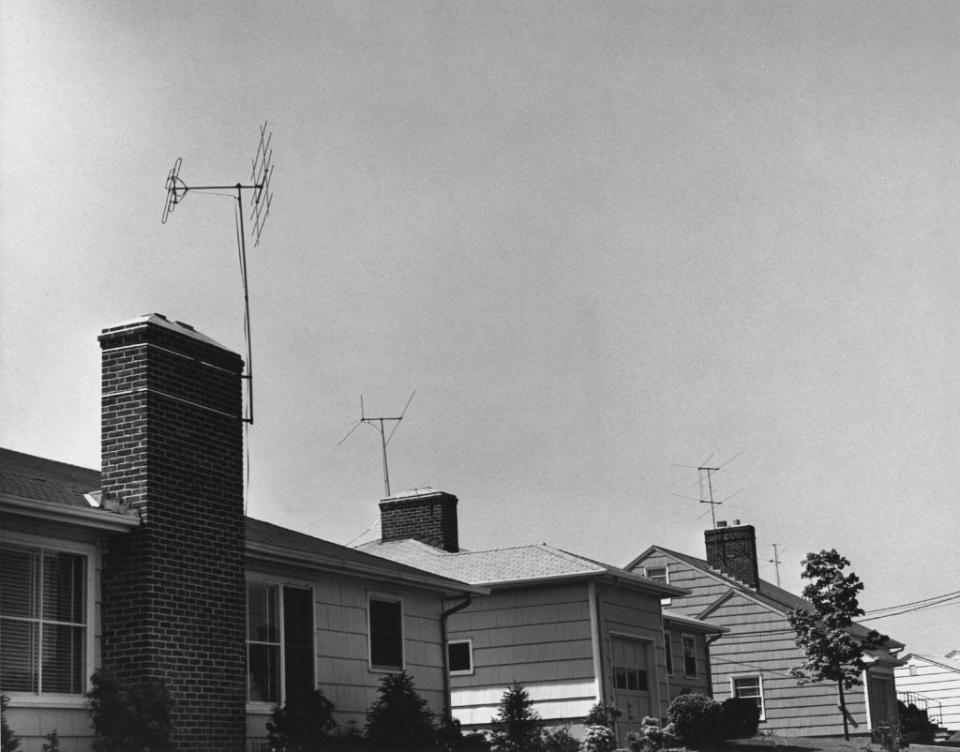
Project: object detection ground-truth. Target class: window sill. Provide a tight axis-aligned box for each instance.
[4,694,88,709]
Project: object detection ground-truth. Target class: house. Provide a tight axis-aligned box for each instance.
[626,521,904,737]
[0,314,484,752]
[895,652,960,730]
[359,489,725,744]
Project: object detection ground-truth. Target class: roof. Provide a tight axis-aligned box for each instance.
[247,518,485,596]
[358,538,686,596]
[0,447,101,507]
[0,447,482,597]
[633,544,904,649]
[662,608,727,635]
[900,653,960,673]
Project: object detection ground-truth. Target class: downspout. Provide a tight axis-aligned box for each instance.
[705,633,722,699]
[441,595,473,722]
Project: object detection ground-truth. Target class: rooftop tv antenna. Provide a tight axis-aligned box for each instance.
[671,450,745,529]
[338,392,416,497]
[767,544,783,587]
[161,122,275,424]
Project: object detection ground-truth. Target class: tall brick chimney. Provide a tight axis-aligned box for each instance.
[380,488,459,552]
[99,314,246,752]
[704,521,760,589]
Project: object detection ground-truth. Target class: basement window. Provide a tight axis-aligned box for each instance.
[369,598,403,671]
[448,640,473,675]
[247,582,314,704]
[0,544,89,695]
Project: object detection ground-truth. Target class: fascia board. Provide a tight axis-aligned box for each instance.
[0,493,139,533]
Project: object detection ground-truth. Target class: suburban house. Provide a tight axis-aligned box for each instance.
[358,489,725,743]
[626,522,904,737]
[895,651,960,731]
[0,314,485,752]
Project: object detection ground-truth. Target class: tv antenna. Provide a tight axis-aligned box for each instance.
[338,392,416,497]
[161,122,275,424]
[671,451,745,529]
[767,544,783,587]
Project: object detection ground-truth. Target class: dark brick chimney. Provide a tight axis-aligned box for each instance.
[380,489,459,552]
[704,521,760,589]
[99,314,246,752]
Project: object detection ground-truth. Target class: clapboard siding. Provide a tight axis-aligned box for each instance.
[895,656,960,730]
[630,550,896,737]
[447,582,596,728]
[245,566,447,745]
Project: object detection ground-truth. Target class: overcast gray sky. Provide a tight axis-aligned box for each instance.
[2,1,957,655]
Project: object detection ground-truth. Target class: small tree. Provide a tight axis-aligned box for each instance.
[364,670,435,751]
[488,683,542,752]
[266,689,336,751]
[787,549,888,740]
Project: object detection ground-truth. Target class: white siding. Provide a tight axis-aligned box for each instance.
[895,656,960,730]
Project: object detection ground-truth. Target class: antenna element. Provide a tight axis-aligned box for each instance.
[338,392,416,497]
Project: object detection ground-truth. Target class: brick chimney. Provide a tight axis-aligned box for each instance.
[704,521,760,589]
[380,488,459,552]
[99,314,246,752]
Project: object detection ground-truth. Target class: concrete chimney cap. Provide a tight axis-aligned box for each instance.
[101,313,235,353]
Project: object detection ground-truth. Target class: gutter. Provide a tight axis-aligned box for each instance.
[0,494,140,533]
[440,595,473,722]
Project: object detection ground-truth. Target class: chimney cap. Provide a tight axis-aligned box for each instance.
[100,313,235,353]
[717,520,728,528]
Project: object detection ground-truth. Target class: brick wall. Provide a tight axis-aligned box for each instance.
[99,314,246,751]
[704,524,760,589]
[380,490,459,552]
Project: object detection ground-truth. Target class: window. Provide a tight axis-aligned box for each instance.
[645,566,668,583]
[247,582,314,704]
[369,598,403,670]
[682,634,697,677]
[732,675,765,720]
[447,640,473,675]
[664,632,674,675]
[613,666,649,691]
[0,545,87,695]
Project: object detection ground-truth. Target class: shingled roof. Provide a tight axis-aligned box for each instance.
[359,538,685,596]
[0,447,101,507]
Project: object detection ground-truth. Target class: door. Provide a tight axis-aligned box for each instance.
[610,636,653,739]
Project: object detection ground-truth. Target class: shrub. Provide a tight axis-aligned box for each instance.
[898,701,937,744]
[580,724,616,752]
[41,731,60,752]
[625,717,675,752]
[872,721,902,752]
[541,726,579,752]
[583,702,621,730]
[86,670,172,752]
[267,690,337,751]
[364,671,435,751]
[1,696,21,752]
[666,693,721,746]
[489,683,542,752]
[720,697,760,739]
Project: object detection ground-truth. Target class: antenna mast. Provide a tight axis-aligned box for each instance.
[338,392,416,497]
[768,544,783,587]
[161,122,275,424]
[698,466,722,528]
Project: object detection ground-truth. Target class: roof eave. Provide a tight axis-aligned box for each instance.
[246,540,488,596]
[0,493,140,533]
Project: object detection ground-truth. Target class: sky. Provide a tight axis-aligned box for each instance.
[1,1,957,657]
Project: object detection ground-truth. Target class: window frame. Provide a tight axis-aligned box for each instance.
[245,576,315,707]
[731,674,766,721]
[447,638,474,676]
[0,531,96,706]
[367,594,404,672]
[681,633,697,678]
